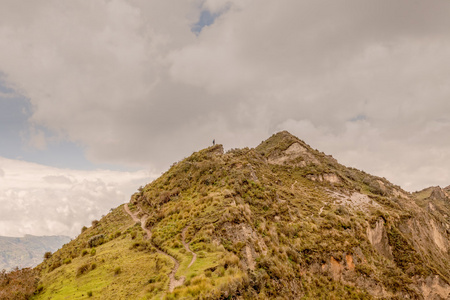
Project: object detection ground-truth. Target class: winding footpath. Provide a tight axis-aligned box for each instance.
[181,227,197,268]
[123,204,185,292]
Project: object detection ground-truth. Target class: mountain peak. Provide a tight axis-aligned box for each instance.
[255,131,317,165]
[255,132,345,179]
[256,131,304,151]
[18,132,450,300]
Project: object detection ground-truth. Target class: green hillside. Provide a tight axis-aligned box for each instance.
[7,131,449,299]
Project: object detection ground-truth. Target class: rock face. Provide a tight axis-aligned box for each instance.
[367,218,393,260]
[419,275,450,300]
[30,131,450,299]
[268,142,318,166]
[307,173,341,184]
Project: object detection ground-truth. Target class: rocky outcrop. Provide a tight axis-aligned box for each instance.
[425,186,449,202]
[267,142,319,166]
[221,222,268,270]
[367,218,393,260]
[418,275,450,300]
[307,173,341,184]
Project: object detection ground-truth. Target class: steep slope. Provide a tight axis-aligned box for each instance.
[414,186,450,226]
[30,131,450,299]
[0,235,71,271]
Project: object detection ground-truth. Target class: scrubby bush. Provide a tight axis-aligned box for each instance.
[48,261,62,272]
[88,234,105,248]
[43,251,52,259]
[130,242,141,249]
[63,258,72,265]
[77,264,90,276]
[0,267,38,299]
[114,267,122,275]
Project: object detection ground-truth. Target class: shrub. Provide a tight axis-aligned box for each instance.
[223,254,240,269]
[90,248,96,256]
[355,264,372,277]
[81,249,89,257]
[130,242,141,249]
[36,284,44,293]
[87,291,93,297]
[63,258,72,265]
[91,263,97,270]
[81,226,88,233]
[77,264,90,276]
[48,261,62,272]
[0,268,38,299]
[215,266,225,277]
[114,267,122,275]
[88,234,105,248]
[43,251,52,259]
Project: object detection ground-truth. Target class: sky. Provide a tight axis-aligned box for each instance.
[1,0,450,237]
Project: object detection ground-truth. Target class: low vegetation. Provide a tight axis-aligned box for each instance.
[0,268,38,300]
[3,131,448,299]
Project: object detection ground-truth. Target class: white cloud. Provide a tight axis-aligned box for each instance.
[0,156,155,237]
[1,0,450,194]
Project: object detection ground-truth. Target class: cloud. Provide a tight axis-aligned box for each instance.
[42,175,72,185]
[0,156,155,237]
[1,0,450,192]
[26,127,47,150]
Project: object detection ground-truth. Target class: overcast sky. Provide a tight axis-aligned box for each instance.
[2,0,450,237]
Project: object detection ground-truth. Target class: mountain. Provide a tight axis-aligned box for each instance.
[9,131,449,299]
[0,235,71,271]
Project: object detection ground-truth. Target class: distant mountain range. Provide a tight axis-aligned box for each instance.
[0,235,71,271]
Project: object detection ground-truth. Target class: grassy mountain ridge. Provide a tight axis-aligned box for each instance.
[21,131,450,299]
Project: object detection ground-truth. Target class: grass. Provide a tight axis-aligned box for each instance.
[172,246,222,281]
[34,238,170,299]
[26,132,450,299]
[32,206,172,300]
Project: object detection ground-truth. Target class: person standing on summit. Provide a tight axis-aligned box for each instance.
[213,139,215,146]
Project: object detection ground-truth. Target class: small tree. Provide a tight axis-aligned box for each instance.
[43,252,52,259]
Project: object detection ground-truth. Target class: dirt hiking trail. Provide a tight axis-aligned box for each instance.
[182,226,197,268]
[123,204,184,292]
